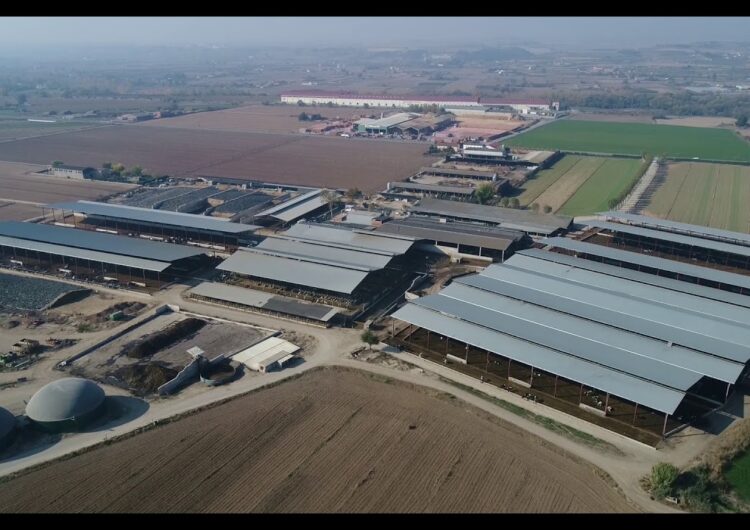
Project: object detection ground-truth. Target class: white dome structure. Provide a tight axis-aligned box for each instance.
[26,378,106,431]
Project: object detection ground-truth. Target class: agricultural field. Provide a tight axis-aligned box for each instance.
[0,160,135,205]
[643,162,750,233]
[0,117,102,142]
[0,201,43,221]
[518,155,644,216]
[0,127,437,191]
[506,120,750,162]
[140,105,366,135]
[0,368,634,513]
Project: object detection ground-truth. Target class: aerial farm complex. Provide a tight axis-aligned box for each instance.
[2,65,750,513]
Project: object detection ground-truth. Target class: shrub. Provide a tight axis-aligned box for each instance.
[650,462,679,500]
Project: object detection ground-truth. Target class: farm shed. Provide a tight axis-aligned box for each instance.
[411,198,572,237]
[231,336,300,373]
[0,221,207,289]
[393,250,750,441]
[253,190,329,226]
[45,200,259,251]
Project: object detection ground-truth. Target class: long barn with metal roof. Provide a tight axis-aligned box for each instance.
[597,211,750,247]
[218,223,417,310]
[0,221,207,289]
[253,190,329,226]
[410,198,572,236]
[44,200,259,251]
[392,250,750,442]
[543,236,750,295]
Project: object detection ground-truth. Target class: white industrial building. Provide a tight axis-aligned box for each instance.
[280,91,553,114]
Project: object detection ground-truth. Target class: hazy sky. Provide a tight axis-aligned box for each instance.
[0,17,748,49]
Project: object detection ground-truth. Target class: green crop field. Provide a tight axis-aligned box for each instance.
[644,162,750,233]
[517,154,644,216]
[506,120,750,162]
[518,155,585,205]
[558,158,644,216]
[726,451,750,502]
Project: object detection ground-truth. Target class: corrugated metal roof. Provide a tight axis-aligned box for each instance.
[189,282,338,322]
[256,237,392,270]
[0,222,203,263]
[418,167,498,179]
[283,223,415,255]
[217,248,369,294]
[588,220,750,259]
[357,113,418,129]
[506,253,750,325]
[254,189,324,221]
[441,282,743,384]
[465,265,750,363]
[598,211,750,247]
[0,234,171,272]
[48,200,259,235]
[388,181,475,195]
[231,336,300,369]
[517,249,750,310]
[377,218,520,252]
[393,303,686,414]
[543,237,750,292]
[411,198,571,235]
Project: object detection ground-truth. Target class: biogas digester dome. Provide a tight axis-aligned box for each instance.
[25,378,106,432]
[0,406,17,449]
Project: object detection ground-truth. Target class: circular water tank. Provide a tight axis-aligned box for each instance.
[26,378,105,431]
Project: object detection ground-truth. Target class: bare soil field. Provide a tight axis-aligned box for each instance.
[654,116,736,128]
[0,127,437,191]
[0,367,634,513]
[567,113,656,124]
[140,105,366,135]
[0,160,134,205]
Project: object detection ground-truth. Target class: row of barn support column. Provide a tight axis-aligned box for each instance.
[394,322,674,438]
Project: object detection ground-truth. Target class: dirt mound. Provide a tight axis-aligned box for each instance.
[125,318,206,359]
[112,363,178,394]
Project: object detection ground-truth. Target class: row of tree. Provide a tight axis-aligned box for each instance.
[558,90,750,122]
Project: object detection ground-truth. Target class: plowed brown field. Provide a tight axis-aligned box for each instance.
[0,126,436,191]
[0,368,634,513]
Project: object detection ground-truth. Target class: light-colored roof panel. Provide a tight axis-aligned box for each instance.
[377,218,520,252]
[598,211,750,247]
[468,265,750,363]
[506,253,750,326]
[48,200,258,234]
[257,237,392,270]
[393,303,685,414]
[387,181,475,195]
[217,249,369,294]
[441,282,743,384]
[255,190,326,223]
[588,220,750,259]
[0,234,171,272]
[232,336,300,368]
[517,249,750,310]
[188,282,339,322]
[411,198,571,234]
[543,237,750,291]
[423,286,706,389]
[0,221,203,263]
[283,222,415,255]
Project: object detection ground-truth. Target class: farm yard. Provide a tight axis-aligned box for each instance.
[0,126,438,191]
[140,105,366,135]
[642,161,750,233]
[517,155,644,216]
[0,367,634,513]
[506,120,750,162]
